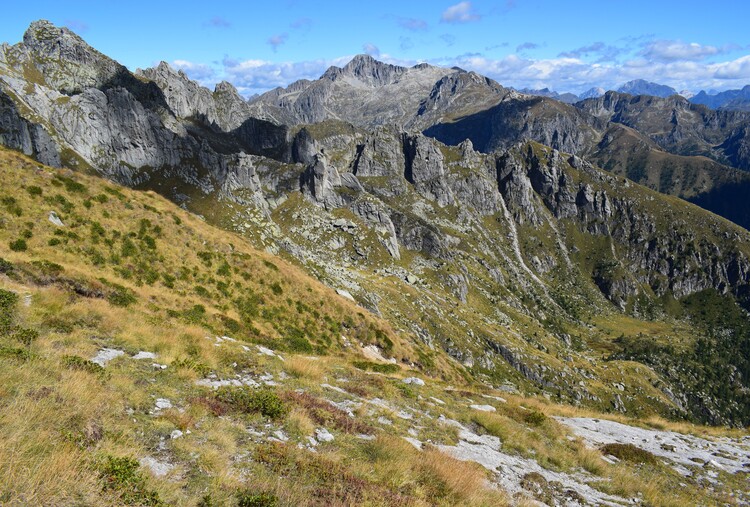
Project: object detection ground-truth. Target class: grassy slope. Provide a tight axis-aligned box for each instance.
[0,146,747,506]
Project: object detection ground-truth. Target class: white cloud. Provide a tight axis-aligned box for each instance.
[363,43,381,58]
[171,60,217,84]
[642,40,720,62]
[166,44,750,99]
[441,2,481,24]
[267,33,288,52]
[712,55,750,79]
[221,57,351,95]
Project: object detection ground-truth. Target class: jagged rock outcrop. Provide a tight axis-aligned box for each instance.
[138,62,254,133]
[351,199,400,259]
[301,152,362,209]
[404,133,454,207]
[0,89,59,166]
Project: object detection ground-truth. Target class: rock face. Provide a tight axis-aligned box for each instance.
[0,20,288,194]
[0,90,60,166]
[137,62,252,132]
[577,91,750,170]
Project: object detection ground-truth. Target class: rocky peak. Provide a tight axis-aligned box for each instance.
[215,80,241,97]
[14,20,126,95]
[324,54,408,86]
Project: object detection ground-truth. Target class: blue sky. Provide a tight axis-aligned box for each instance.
[2,0,750,96]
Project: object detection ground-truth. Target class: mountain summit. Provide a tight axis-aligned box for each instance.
[616,79,677,98]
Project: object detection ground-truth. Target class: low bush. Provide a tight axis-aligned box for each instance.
[352,360,400,374]
[237,492,278,507]
[600,443,658,465]
[98,455,161,506]
[215,387,288,420]
[62,355,106,376]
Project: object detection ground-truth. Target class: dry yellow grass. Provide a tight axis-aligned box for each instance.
[0,146,746,506]
[285,354,326,380]
[285,407,316,437]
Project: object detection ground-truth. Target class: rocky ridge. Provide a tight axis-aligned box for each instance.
[2,21,750,428]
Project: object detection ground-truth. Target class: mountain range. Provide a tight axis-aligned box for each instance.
[517,81,750,112]
[1,20,750,505]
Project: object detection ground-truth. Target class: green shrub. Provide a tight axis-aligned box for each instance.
[600,443,657,464]
[352,360,400,374]
[62,355,106,376]
[31,260,64,277]
[270,282,283,295]
[104,186,126,200]
[0,257,13,274]
[55,175,87,194]
[171,357,211,376]
[262,259,279,272]
[90,221,106,238]
[107,283,137,307]
[182,304,206,324]
[372,328,393,353]
[48,194,75,213]
[237,492,278,507]
[161,273,175,289]
[98,455,161,506]
[285,326,313,353]
[197,251,213,267]
[524,410,547,426]
[48,237,62,246]
[13,327,39,347]
[121,237,137,257]
[0,288,19,334]
[194,285,211,299]
[141,235,156,250]
[1,196,22,216]
[26,186,43,196]
[215,387,288,419]
[0,346,30,361]
[9,238,27,252]
[216,261,231,277]
[21,229,33,239]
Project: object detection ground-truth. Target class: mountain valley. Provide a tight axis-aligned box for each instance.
[1,20,750,506]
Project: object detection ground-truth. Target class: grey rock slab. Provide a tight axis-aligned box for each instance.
[315,428,335,443]
[91,348,124,366]
[470,404,497,412]
[437,421,631,506]
[336,289,355,301]
[154,398,173,410]
[132,351,157,360]
[556,416,750,477]
[48,211,64,226]
[139,456,175,477]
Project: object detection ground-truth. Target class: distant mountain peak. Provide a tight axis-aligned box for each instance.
[580,87,605,100]
[322,54,409,86]
[617,79,677,98]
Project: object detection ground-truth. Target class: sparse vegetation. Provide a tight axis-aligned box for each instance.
[0,144,746,506]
